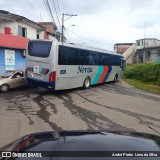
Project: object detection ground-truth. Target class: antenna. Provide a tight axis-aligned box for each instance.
[40,11,42,22]
[144,20,146,49]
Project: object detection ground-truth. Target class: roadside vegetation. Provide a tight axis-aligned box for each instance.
[123,62,160,94]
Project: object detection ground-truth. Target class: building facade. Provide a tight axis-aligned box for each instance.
[134,38,160,63]
[0,10,57,74]
[123,38,160,65]
[114,43,133,54]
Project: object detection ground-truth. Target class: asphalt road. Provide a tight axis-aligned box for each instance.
[0,81,160,148]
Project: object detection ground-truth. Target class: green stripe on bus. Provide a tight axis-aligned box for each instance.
[40,68,44,74]
[92,66,104,85]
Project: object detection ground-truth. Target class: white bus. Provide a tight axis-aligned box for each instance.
[25,39,126,90]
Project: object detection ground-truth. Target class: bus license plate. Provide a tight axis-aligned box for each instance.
[33,73,41,78]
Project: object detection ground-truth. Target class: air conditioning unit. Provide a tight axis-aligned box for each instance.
[22,50,26,57]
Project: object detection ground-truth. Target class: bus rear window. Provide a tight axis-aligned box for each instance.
[28,41,52,58]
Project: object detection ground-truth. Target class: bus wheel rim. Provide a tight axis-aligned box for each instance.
[85,79,90,87]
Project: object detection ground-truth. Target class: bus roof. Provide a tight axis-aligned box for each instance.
[29,39,123,58]
[57,41,123,57]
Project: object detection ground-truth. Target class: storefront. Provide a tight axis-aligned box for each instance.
[0,48,26,74]
[0,33,29,74]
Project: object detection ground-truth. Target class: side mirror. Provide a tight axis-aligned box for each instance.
[121,60,126,71]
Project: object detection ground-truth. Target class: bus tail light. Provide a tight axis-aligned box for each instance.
[49,71,56,82]
[25,69,28,77]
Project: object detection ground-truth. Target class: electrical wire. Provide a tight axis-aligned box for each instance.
[50,0,61,29]
[27,0,40,21]
[67,29,113,45]
[60,0,67,13]
[39,0,51,22]
[56,0,62,19]
[43,0,56,23]
[42,0,53,21]
[65,30,73,42]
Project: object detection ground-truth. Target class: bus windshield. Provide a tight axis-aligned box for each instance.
[28,41,52,58]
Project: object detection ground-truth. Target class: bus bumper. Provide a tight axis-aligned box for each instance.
[26,77,55,90]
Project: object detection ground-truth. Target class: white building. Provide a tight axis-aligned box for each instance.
[0,10,57,40]
[0,10,58,74]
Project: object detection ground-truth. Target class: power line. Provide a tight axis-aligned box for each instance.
[27,0,40,21]
[67,29,113,45]
[43,0,56,23]
[60,0,67,13]
[56,0,62,19]
[39,0,51,22]
[42,0,53,21]
[65,30,73,42]
[46,0,56,22]
[50,0,61,28]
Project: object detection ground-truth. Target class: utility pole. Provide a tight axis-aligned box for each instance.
[61,13,77,44]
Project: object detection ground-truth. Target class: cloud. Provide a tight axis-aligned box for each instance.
[0,0,5,6]
[1,0,160,51]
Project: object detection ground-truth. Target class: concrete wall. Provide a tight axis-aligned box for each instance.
[136,39,160,50]
[17,22,38,39]
[114,44,131,54]
[147,49,160,62]
[37,31,45,39]
[0,21,47,40]
[134,48,160,64]
[0,21,18,35]
[123,44,136,65]
[0,21,56,41]
[48,34,56,40]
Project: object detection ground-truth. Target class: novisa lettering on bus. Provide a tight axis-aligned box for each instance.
[77,66,93,74]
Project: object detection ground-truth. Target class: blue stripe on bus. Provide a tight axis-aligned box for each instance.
[102,66,112,83]
[92,66,104,85]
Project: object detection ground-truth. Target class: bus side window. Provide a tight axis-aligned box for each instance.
[78,49,88,65]
[92,53,98,65]
[69,49,77,65]
[103,54,108,65]
[98,54,105,65]
[88,52,95,65]
[59,46,69,65]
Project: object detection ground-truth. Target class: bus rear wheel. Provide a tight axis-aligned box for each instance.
[83,77,91,89]
[114,74,118,82]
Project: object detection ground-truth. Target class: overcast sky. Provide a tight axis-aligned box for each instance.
[1,0,160,50]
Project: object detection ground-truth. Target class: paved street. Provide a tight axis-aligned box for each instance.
[0,81,160,148]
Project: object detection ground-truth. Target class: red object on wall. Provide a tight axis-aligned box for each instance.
[4,27,11,34]
[0,33,29,49]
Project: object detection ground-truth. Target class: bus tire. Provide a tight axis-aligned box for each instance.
[114,74,118,82]
[83,77,91,89]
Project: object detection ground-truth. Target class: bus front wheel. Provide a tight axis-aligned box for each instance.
[83,77,91,89]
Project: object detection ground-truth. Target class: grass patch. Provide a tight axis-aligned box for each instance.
[123,63,160,86]
[123,78,160,94]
